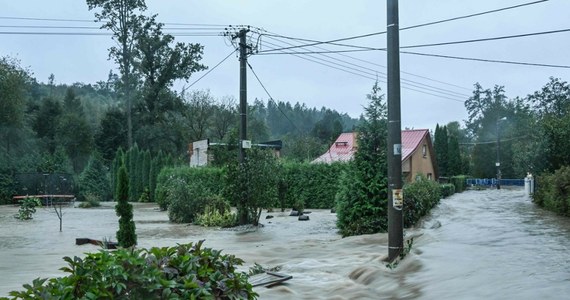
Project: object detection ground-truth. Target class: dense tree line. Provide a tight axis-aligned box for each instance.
[452,77,570,179]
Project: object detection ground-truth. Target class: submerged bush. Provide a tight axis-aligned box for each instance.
[155,166,224,211]
[17,197,41,220]
[3,241,257,300]
[167,180,219,223]
[196,205,237,228]
[403,176,441,227]
[450,175,468,193]
[440,183,456,198]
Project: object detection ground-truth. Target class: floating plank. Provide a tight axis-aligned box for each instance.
[249,272,292,288]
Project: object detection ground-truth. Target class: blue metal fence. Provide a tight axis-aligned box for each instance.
[466,178,524,187]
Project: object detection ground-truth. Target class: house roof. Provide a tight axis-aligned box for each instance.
[311,132,357,164]
[312,129,432,163]
[401,129,429,161]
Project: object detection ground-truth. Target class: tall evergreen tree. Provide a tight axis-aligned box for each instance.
[336,81,388,236]
[447,134,462,176]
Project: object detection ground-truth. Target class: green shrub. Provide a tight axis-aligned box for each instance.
[281,161,347,209]
[3,241,257,299]
[450,175,468,193]
[17,197,41,220]
[196,205,237,228]
[440,183,456,198]
[403,176,441,227]
[167,180,218,223]
[78,193,101,208]
[155,166,224,211]
[533,166,570,216]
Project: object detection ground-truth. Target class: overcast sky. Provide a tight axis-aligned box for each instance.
[2,0,569,130]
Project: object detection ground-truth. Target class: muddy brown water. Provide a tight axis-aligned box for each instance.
[1,189,569,299]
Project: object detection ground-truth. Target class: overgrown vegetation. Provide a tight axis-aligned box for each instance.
[2,241,257,300]
[16,197,41,220]
[533,166,570,216]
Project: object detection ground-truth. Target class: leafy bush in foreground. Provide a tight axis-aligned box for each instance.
[2,241,257,300]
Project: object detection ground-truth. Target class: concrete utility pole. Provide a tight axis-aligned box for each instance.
[387,0,404,261]
[238,29,249,163]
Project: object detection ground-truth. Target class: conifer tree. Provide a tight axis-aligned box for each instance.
[115,162,136,247]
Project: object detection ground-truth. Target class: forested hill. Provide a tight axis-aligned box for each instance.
[1,58,360,177]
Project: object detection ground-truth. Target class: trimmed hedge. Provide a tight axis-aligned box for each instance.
[403,177,441,228]
[450,175,468,193]
[3,241,256,299]
[440,183,456,198]
[281,162,348,209]
[533,166,570,216]
[155,166,224,211]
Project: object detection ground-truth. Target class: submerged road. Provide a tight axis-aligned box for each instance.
[407,188,570,299]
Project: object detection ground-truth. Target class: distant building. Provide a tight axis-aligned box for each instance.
[188,139,283,167]
[312,129,437,182]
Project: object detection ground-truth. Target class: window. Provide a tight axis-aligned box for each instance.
[427,173,432,180]
[422,144,427,157]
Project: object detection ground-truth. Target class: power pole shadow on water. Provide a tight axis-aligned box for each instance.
[387,0,404,262]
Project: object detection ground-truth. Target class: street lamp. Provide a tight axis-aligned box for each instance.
[496,117,507,189]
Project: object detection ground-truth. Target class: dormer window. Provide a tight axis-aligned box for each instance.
[336,141,348,147]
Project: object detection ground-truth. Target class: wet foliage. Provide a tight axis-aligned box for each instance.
[16,197,41,220]
[1,241,257,300]
[533,166,570,216]
[440,184,456,198]
[403,176,441,228]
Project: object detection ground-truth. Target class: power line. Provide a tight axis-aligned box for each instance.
[246,61,303,134]
[0,15,230,27]
[259,40,465,103]
[261,35,470,98]
[257,0,549,53]
[261,32,472,91]
[401,28,570,49]
[0,31,222,36]
[186,49,238,89]
[400,51,570,69]
[460,136,525,145]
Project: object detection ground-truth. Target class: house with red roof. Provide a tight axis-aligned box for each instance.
[312,129,437,182]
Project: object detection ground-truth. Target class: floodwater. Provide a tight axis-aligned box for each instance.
[1,188,569,299]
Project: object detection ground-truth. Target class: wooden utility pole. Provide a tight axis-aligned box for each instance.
[387,0,404,261]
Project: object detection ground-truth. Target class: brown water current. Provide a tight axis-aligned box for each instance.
[1,188,569,299]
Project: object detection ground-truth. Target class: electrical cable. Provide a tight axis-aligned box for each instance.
[260,37,468,100]
[260,31,472,91]
[186,49,237,89]
[257,0,549,53]
[259,41,465,103]
[400,51,570,69]
[246,61,303,134]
